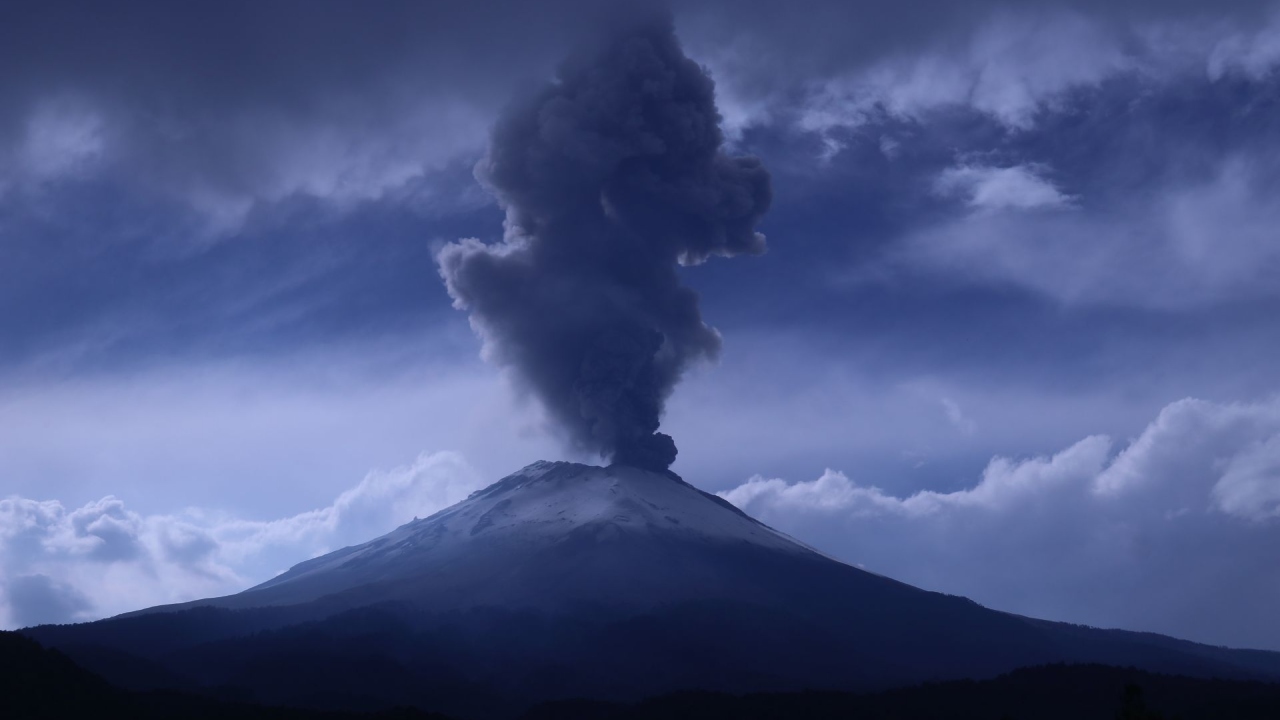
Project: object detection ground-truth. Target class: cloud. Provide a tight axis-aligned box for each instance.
[893,152,1280,308]
[720,396,1280,650]
[690,5,1280,312]
[1215,435,1280,521]
[722,434,1111,517]
[694,2,1280,146]
[940,397,979,436]
[4,575,93,628]
[0,0,621,231]
[15,96,107,183]
[1206,7,1280,79]
[934,163,1073,211]
[793,10,1135,136]
[64,497,146,562]
[0,451,484,628]
[4,1,1276,228]
[5,0,1278,372]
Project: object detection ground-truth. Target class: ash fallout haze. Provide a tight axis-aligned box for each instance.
[4,0,1280,716]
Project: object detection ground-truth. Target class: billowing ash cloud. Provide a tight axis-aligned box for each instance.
[438,16,771,472]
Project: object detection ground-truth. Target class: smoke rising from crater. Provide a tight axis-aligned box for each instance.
[437,16,771,472]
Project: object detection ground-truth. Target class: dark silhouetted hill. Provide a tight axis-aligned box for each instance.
[11,630,1280,720]
[0,630,447,720]
[524,664,1280,720]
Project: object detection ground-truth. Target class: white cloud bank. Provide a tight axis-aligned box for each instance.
[0,451,483,628]
[8,392,1280,654]
[721,396,1280,651]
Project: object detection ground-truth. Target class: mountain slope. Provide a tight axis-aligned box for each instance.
[26,461,1280,717]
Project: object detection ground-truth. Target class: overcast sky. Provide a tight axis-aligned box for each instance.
[2,0,1279,650]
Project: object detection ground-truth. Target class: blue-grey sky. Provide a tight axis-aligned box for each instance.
[2,0,1279,650]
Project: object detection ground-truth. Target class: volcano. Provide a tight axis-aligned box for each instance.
[26,462,1280,716]
[169,460,835,614]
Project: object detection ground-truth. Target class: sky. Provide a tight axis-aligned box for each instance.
[1,0,1279,651]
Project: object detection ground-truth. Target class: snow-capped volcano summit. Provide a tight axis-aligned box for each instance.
[190,460,838,613]
[281,459,816,567]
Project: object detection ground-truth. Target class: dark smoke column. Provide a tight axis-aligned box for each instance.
[438,17,771,472]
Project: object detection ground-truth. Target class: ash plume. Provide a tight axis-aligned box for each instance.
[438,16,771,472]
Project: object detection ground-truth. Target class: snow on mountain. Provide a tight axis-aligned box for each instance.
[279,460,815,567]
[179,461,838,613]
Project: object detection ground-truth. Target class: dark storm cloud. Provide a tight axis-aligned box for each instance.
[438,16,771,471]
[0,0,620,214]
[0,0,649,373]
[3,0,1278,382]
[2,0,1273,210]
[6,0,1267,209]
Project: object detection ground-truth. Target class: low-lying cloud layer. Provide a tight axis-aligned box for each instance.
[7,395,1280,652]
[0,452,482,627]
[722,396,1280,650]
